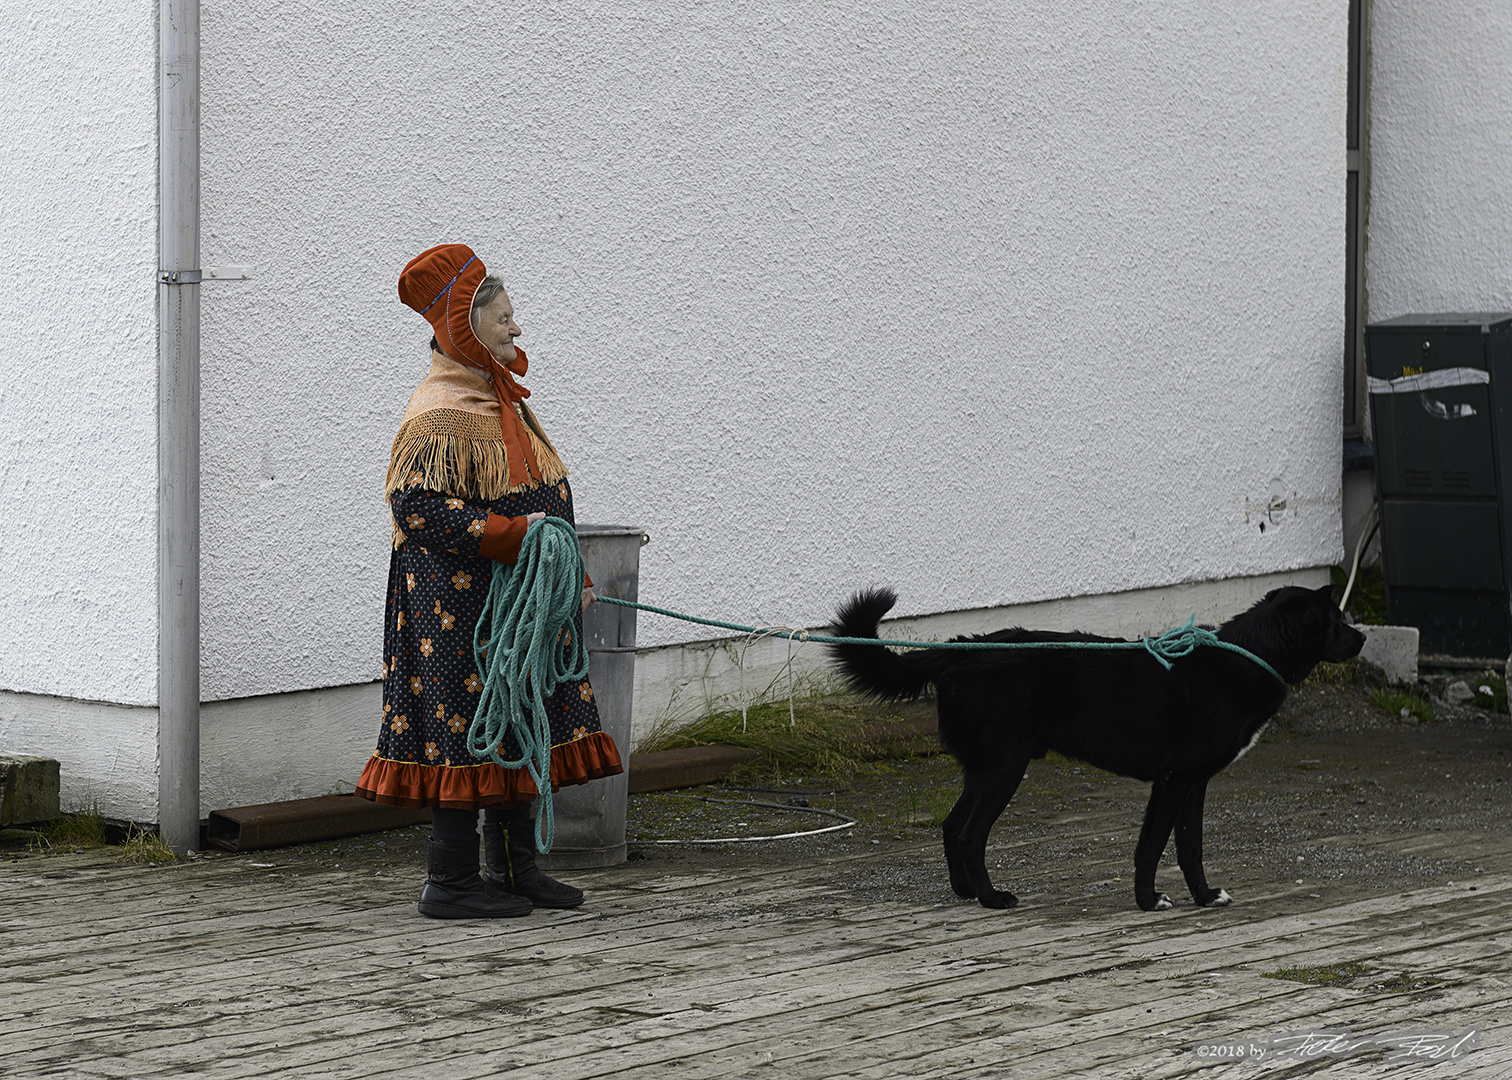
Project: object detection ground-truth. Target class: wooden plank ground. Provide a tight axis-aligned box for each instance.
[3,826,1509,1080]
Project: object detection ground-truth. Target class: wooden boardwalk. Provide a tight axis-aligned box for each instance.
[4,818,1510,1079]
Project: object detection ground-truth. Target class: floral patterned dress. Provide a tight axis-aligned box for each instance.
[355,471,622,810]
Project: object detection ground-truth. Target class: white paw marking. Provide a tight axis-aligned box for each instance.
[1209,889,1232,907]
[1153,894,1173,911]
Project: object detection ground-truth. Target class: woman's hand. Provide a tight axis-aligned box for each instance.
[525,512,546,525]
[581,587,596,613]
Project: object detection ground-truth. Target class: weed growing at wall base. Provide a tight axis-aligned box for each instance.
[27,808,107,853]
[639,692,938,782]
[1472,673,1507,713]
[1332,564,1386,626]
[119,825,176,864]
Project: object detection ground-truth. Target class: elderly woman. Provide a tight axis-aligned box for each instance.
[356,243,623,919]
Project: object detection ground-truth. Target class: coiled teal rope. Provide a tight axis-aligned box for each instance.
[596,597,1284,683]
[467,516,591,853]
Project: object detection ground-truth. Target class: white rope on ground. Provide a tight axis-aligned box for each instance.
[638,794,858,845]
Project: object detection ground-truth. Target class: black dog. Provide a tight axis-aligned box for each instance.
[828,585,1364,912]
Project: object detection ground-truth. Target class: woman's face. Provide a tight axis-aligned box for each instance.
[472,290,520,363]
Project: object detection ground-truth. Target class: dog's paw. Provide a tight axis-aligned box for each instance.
[950,879,977,899]
[1138,892,1173,912]
[1201,888,1233,908]
[977,889,1019,910]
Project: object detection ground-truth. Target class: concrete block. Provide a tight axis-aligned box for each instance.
[0,753,62,826]
[1354,625,1419,686]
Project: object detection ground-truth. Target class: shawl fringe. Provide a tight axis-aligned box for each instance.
[386,407,568,548]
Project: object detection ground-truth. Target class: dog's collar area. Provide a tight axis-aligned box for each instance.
[1140,619,1285,684]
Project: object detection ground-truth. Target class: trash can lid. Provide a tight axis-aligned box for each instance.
[575,524,647,537]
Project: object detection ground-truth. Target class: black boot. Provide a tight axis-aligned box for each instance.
[481,806,585,909]
[418,810,531,920]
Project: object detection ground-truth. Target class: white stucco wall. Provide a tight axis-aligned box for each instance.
[1368,1,1512,316]
[199,1,1348,707]
[0,691,159,822]
[0,5,159,706]
[0,1,1356,822]
[200,684,380,811]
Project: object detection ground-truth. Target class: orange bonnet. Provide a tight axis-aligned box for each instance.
[397,243,544,488]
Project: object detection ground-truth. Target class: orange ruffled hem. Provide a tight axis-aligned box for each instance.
[354,731,623,811]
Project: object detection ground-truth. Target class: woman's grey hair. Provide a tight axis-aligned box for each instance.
[470,276,506,324]
[429,276,505,350]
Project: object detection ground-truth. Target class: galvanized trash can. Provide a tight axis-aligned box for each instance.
[538,524,647,869]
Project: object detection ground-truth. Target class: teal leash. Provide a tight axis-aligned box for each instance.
[464,523,1286,841]
[596,596,1285,684]
[467,516,592,853]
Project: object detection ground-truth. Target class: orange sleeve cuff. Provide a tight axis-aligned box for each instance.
[477,513,528,564]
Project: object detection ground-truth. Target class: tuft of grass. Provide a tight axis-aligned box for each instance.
[1262,961,1441,995]
[1371,686,1436,725]
[28,809,108,853]
[898,775,958,828]
[1472,672,1508,713]
[1367,971,1444,994]
[1304,657,1366,687]
[118,825,176,864]
[1263,960,1371,987]
[638,692,938,782]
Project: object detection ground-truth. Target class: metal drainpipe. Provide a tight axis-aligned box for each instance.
[157,0,201,854]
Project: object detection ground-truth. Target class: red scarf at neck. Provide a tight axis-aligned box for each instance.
[459,345,543,490]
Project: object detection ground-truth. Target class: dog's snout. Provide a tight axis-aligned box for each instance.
[1328,622,1367,662]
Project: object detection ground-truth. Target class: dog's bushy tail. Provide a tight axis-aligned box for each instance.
[827,588,939,701]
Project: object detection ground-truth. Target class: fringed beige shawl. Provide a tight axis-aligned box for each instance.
[386,350,568,547]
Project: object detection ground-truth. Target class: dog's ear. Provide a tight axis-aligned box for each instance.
[1313,584,1335,598]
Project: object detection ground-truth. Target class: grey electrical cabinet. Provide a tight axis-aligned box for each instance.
[1365,313,1512,658]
